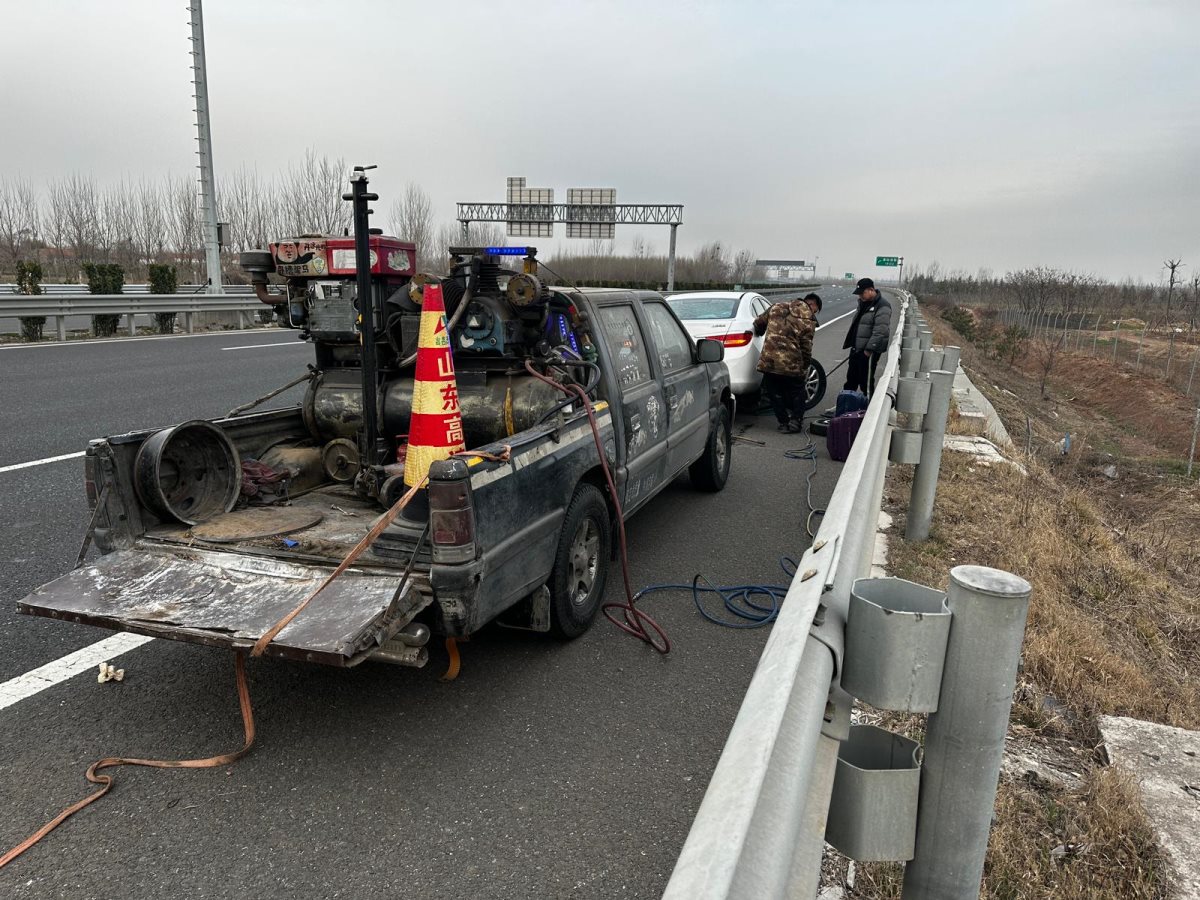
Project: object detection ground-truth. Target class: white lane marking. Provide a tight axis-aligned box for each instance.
[0,633,155,712]
[221,341,306,351]
[0,451,86,474]
[0,329,279,351]
[817,309,856,331]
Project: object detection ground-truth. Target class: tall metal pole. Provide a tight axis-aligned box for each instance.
[902,566,1032,900]
[666,223,678,291]
[187,1,221,294]
[345,168,381,473]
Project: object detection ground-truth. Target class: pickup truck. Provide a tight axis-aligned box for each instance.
[19,265,734,670]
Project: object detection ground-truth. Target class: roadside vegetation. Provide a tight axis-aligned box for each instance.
[842,299,1200,899]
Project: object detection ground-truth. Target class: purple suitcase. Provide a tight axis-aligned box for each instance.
[826,410,866,462]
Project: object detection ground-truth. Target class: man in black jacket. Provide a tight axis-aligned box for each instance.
[843,278,892,397]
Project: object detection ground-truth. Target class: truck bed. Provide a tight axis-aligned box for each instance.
[144,483,402,569]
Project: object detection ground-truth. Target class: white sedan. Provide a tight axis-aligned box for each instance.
[667,290,772,396]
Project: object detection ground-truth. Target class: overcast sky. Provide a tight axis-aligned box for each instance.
[3,0,1197,283]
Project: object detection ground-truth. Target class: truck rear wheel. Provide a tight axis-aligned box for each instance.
[548,483,612,639]
[690,405,732,492]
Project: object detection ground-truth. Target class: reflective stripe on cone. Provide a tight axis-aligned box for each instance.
[404,283,466,487]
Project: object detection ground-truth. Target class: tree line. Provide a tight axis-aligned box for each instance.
[1,153,760,288]
[907,261,1200,329]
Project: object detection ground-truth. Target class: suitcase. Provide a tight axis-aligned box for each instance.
[826,410,866,462]
[835,389,868,417]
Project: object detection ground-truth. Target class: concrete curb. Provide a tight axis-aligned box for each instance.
[952,365,1013,449]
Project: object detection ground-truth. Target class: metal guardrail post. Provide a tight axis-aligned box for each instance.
[902,566,1032,900]
[940,345,961,374]
[125,313,137,337]
[56,316,66,341]
[905,369,954,541]
[184,312,194,334]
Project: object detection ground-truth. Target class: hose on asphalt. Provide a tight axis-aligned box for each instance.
[631,556,799,629]
[632,436,825,630]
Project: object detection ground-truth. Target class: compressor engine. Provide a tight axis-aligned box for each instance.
[239,236,598,507]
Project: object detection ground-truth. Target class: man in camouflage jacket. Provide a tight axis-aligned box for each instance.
[753,293,820,432]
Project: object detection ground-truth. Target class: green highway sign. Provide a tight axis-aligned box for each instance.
[844,272,854,280]
[875,256,900,267]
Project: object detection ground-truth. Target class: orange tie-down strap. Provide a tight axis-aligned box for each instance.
[0,651,256,871]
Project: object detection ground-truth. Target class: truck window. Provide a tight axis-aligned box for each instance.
[597,305,652,389]
[643,303,694,374]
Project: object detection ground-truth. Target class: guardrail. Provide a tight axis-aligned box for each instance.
[0,283,255,294]
[0,293,271,340]
[664,293,1033,899]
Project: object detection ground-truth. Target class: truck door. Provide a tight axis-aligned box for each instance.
[594,303,668,513]
[642,301,711,477]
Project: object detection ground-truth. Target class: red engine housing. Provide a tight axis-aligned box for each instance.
[269,235,417,279]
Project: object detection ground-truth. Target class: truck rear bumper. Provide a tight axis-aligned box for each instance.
[18,545,429,667]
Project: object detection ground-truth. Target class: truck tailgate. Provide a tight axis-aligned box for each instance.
[18,545,427,667]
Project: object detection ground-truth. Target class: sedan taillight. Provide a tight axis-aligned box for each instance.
[719,331,754,348]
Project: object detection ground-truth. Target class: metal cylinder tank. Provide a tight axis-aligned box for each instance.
[303,369,564,449]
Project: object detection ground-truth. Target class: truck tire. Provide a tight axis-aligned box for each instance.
[548,483,612,639]
[690,405,732,492]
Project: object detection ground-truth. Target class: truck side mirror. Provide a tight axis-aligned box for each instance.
[696,338,724,363]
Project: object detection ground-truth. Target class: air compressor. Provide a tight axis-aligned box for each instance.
[239,179,596,509]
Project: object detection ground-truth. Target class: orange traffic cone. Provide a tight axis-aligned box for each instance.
[404,282,466,487]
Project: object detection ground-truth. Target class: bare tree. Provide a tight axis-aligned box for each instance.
[166,174,202,282]
[102,182,140,273]
[387,183,437,271]
[1189,273,1200,334]
[1164,258,1185,324]
[47,174,101,276]
[688,240,729,283]
[280,150,351,236]
[0,176,40,274]
[731,248,756,283]
[1034,329,1068,398]
[133,178,168,266]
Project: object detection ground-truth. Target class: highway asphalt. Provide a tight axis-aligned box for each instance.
[0,284,872,899]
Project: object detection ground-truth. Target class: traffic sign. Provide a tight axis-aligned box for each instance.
[844,272,853,280]
[876,256,900,267]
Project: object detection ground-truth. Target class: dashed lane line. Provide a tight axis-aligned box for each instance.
[0,633,155,712]
[0,451,86,475]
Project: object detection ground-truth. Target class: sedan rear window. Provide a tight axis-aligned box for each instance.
[667,297,737,320]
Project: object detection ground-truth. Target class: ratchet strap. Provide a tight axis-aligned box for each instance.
[0,651,255,871]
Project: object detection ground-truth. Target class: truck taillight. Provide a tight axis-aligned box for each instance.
[720,330,754,348]
[427,459,476,564]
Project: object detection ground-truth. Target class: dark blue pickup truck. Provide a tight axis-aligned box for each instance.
[19,251,734,671]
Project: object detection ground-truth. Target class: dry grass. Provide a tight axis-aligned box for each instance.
[983,768,1169,899]
[888,436,1200,734]
[850,769,1168,900]
[832,306,1199,899]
